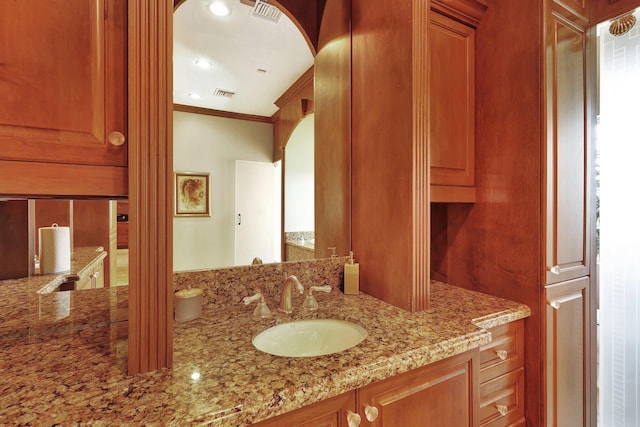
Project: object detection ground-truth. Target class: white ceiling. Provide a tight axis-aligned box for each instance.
[173,0,314,117]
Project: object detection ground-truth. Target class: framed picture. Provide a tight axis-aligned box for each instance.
[174,172,210,217]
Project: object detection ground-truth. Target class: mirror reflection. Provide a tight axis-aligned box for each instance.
[0,199,129,292]
[173,0,317,270]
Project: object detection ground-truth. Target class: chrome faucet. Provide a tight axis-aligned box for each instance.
[279,275,304,314]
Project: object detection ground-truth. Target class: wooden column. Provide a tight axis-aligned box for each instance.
[128,0,174,374]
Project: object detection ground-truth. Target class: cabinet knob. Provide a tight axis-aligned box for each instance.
[495,349,508,361]
[346,410,361,427]
[495,403,508,416]
[550,265,560,275]
[364,403,379,422]
[108,131,126,146]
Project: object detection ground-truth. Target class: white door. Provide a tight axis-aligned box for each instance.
[235,160,281,265]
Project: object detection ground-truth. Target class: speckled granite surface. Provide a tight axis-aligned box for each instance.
[0,270,530,425]
[0,247,128,340]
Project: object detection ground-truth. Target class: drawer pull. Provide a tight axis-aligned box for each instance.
[346,410,361,427]
[550,265,560,275]
[108,131,126,146]
[364,404,379,422]
[495,349,508,361]
[495,403,508,416]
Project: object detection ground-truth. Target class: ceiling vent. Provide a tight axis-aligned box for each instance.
[214,88,236,98]
[251,0,282,23]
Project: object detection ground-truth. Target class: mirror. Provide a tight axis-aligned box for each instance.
[0,198,129,292]
[173,0,322,271]
[283,114,315,261]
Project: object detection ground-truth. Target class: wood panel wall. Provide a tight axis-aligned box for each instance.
[351,0,430,311]
[314,0,352,259]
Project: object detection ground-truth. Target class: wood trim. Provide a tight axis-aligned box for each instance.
[173,104,272,124]
[430,0,489,28]
[127,0,174,374]
[275,66,315,107]
[430,185,476,203]
[412,0,431,311]
[0,161,127,198]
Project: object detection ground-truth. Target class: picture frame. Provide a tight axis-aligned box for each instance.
[174,172,210,217]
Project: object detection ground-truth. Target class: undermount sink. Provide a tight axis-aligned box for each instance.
[252,319,368,357]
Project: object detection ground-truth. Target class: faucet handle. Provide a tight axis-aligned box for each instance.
[302,285,332,311]
[243,292,271,318]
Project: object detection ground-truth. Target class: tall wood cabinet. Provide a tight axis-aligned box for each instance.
[543,2,595,426]
[428,0,598,425]
[0,0,128,197]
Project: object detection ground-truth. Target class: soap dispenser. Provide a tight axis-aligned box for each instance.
[343,251,359,295]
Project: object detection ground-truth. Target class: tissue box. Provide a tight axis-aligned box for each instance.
[174,288,203,322]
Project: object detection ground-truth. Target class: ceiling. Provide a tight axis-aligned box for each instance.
[173,0,314,117]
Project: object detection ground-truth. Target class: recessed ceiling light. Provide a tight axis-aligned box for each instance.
[195,59,213,69]
[209,2,230,17]
[188,92,201,100]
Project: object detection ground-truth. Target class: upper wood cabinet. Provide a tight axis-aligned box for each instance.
[543,4,592,285]
[429,11,476,203]
[0,0,128,197]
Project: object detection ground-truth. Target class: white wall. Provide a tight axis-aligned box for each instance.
[173,111,273,271]
[284,114,314,232]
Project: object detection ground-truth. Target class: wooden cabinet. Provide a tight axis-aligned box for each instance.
[427,0,597,425]
[255,349,480,426]
[75,257,105,290]
[357,349,478,427]
[544,277,590,427]
[0,0,128,197]
[254,391,355,427]
[479,321,525,427]
[543,3,592,285]
[429,11,476,203]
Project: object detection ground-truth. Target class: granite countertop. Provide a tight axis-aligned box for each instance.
[0,247,123,340]
[0,280,530,425]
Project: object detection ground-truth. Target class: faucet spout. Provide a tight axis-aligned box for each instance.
[279,275,304,314]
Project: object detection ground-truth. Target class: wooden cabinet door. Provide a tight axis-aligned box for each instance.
[357,350,478,427]
[0,0,127,197]
[429,12,475,202]
[0,0,127,166]
[254,391,355,427]
[544,6,592,284]
[544,277,591,427]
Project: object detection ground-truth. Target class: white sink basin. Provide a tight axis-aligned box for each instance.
[252,319,368,357]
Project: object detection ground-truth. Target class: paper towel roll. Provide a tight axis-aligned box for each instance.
[39,224,71,274]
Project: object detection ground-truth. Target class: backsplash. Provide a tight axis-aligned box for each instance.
[173,256,348,307]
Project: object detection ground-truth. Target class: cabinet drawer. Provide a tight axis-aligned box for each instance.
[480,320,524,383]
[479,367,525,427]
